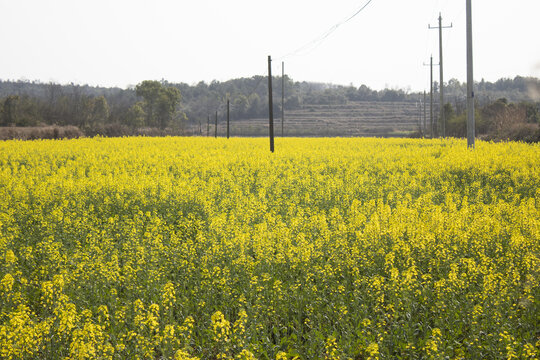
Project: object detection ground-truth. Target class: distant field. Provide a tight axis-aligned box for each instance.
[1,101,422,139]
[209,101,420,137]
[0,137,538,359]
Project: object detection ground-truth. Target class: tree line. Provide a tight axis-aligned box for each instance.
[443,98,540,143]
[0,76,538,141]
[0,80,185,135]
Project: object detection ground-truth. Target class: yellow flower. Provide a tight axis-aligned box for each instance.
[5,250,17,265]
[211,311,231,343]
[175,349,200,360]
[325,336,338,360]
[366,342,379,360]
[0,273,14,294]
[236,349,257,360]
[161,281,176,311]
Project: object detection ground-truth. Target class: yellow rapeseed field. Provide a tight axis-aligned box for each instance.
[0,137,538,359]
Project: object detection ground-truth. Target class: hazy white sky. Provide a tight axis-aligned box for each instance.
[1,0,539,91]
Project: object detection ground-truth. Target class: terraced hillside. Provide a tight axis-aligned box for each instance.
[209,101,422,137]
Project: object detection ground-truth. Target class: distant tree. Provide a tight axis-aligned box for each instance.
[79,96,94,128]
[92,96,110,125]
[447,108,485,138]
[357,85,374,101]
[476,97,540,141]
[1,95,19,126]
[0,95,44,126]
[248,93,262,117]
[481,98,508,133]
[45,82,63,123]
[156,87,182,129]
[16,95,42,126]
[447,114,466,138]
[494,103,526,134]
[55,96,71,126]
[233,95,249,117]
[135,81,183,129]
[285,94,301,109]
[136,80,162,127]
[126,102,146,128]
[443,103,455,122]
[519,101,540,124]
[381,89,405,102]
[445,102,462,137]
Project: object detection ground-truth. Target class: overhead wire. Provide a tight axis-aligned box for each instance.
[214,1,377,123]
[276,0,374,60]
[230,1,376,101]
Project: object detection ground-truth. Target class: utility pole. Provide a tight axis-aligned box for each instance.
[268,55,275,153]
[417,102,422,135]
[430,57,434,138]
[215,111,218,138]
[423,90,427,136]
[227,99,230,139]
[207,114,210,137]
[430,13,452,138]
[424,55,439,138]
[466,0,475,148]
[281,61,285,137]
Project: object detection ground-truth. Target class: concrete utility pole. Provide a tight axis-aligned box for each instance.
[281,61,285,137]
[430,13,452,138]
[215,111,218,138]
[423,90,427,136]
[268,56,275,153]
[417,101,422,134]
[466,0,475,148]
[207,114,210,137]
[424,55,439,138]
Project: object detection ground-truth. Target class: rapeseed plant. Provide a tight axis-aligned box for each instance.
[0,137,538,358]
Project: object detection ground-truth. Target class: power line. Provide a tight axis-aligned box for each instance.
[278,0,374,60]
[343,0,374,23]
[245,75,267,98]
[211,2,376,120]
